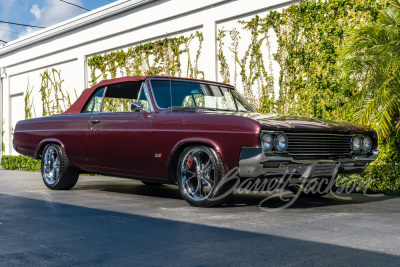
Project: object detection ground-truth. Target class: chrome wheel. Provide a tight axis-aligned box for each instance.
[43,146,60,185]
[180,147,216,201]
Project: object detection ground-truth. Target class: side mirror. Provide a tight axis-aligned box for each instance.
[131,102,148,114]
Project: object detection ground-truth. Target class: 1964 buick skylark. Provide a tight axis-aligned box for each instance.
[13,76,379,206]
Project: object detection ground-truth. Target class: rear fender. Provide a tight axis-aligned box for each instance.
[35,138,66,159]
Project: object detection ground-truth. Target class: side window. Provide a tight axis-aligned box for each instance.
[102,97,134,112]
[82,82,149,113]
[82,87,105,113]
[101,81,142,112]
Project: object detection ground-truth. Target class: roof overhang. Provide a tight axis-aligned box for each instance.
[0,0,157,56]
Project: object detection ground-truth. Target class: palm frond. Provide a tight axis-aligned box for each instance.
[341,0,400,138]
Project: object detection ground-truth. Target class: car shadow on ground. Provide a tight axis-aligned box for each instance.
[74,178,397,213]
[1,192,399,266]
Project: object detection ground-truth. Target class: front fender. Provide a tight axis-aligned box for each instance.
[168,137,228,172]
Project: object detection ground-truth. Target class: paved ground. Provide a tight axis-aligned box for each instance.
[0,169,399,266]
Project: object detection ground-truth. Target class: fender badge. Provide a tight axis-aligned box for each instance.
[155,153,162,158]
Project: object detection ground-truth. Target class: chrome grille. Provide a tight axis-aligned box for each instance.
[286,133,352,159]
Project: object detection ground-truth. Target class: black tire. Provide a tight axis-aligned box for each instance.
[41,143,79,190]
[177,146,234,207]
[141,181,163,186]
[289,176,336,198]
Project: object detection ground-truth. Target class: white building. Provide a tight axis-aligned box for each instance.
[0,0,297,156]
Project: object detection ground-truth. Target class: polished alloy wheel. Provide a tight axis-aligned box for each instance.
[180,147,216,201]
[43,146,60,185]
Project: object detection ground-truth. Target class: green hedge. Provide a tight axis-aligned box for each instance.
[1,155,41,172]
[0,155,101,176]
[337,162,400,196]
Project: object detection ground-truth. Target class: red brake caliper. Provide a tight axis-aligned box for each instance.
[187,157,195,170]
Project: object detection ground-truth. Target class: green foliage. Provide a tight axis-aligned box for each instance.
[217,0,387,116]
[24,79,36,119]
[266,0,386,120]
[217,19,275,113]
[1,155,41,171]
[40,68,73,116]
[217,28,231,84]
[337,160,400,195]
[341,0,399,138]
[239,16,275,113]
[87,31,204,87]
[217,0,386,118]
[217,0,399,195]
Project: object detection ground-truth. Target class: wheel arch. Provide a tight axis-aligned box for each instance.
[35,138,66,159]
[167,138,226,184]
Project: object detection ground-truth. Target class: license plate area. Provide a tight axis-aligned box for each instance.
[284,162,338,178]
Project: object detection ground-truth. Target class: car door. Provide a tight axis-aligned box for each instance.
[85,82,154,177]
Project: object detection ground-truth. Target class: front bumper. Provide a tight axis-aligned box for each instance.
[238,147,379,179]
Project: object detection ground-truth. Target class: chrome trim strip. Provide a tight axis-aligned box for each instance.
[261,131,350,136]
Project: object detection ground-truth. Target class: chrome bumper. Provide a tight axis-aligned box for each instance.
[238,147,379,178]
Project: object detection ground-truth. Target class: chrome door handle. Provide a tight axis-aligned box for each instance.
[89,120,100,124]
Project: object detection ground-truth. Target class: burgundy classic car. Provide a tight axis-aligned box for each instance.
[13,76,379,206]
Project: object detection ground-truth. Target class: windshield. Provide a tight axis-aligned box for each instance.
[150,80,254,112]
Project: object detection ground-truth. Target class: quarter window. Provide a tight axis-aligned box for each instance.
[83,87,104,113]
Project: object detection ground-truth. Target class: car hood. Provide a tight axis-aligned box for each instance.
[233,113,372,133]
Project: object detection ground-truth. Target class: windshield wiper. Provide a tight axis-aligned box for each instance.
[169,106,216,111]
[214,108,250,113]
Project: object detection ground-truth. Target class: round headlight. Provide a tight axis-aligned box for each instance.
[362,136,372,152]
[274,134,288,152]
[261,134,274,152]
[352,136,362,152]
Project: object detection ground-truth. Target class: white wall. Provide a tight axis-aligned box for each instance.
[0,0,297,156]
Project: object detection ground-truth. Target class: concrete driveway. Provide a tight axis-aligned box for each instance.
[0,169,399,266]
